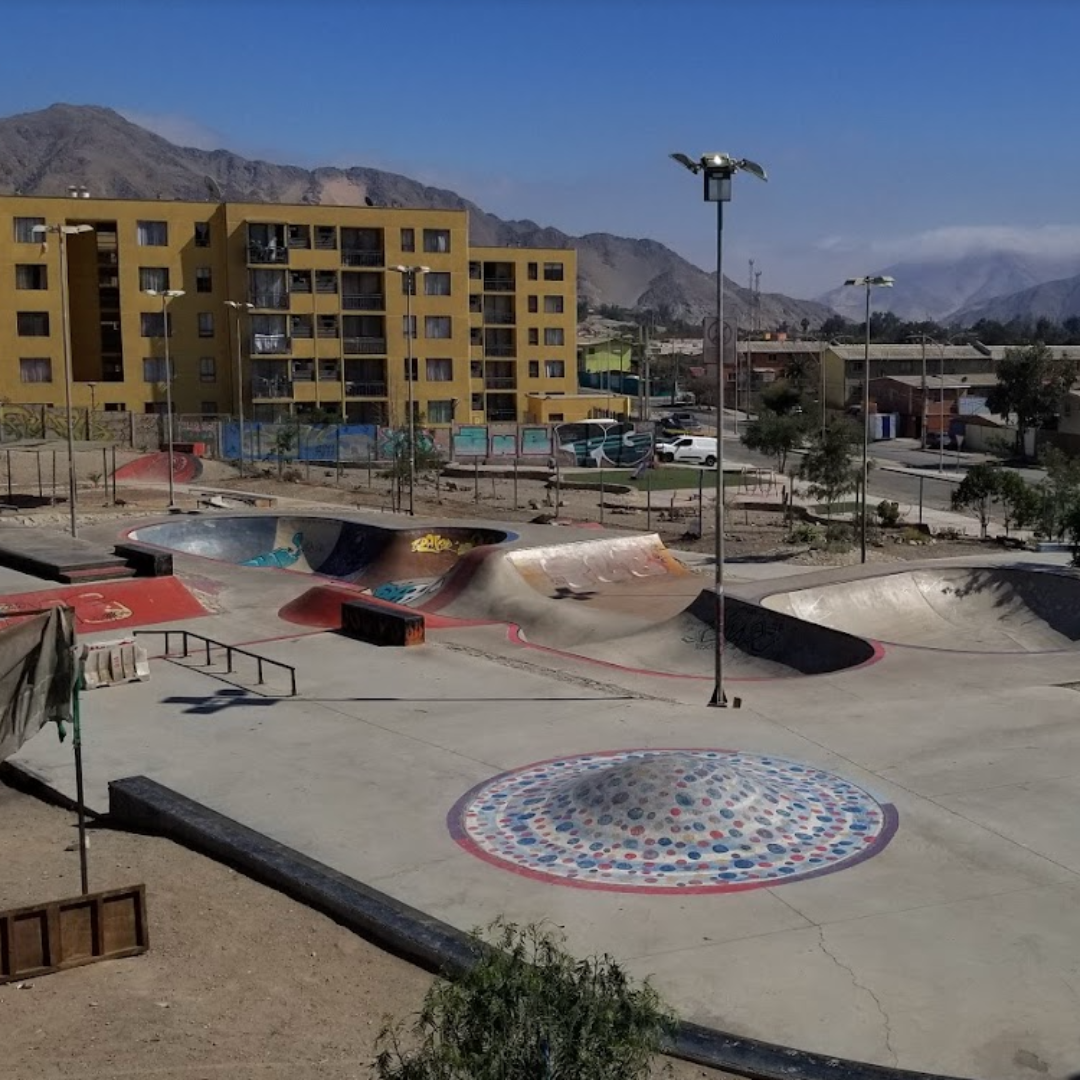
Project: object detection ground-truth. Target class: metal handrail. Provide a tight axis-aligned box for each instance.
[134,629,297,696]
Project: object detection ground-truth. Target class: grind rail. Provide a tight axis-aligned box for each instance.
[133,629,297,697]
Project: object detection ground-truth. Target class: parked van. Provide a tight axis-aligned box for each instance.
[655,436,719,466]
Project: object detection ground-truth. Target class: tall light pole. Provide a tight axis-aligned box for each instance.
[672,151,767,708]
[843,275,894,564]
[224,300,254,476]
[387,265,429,516]
[145,289,185,509]
[33,222,94,538]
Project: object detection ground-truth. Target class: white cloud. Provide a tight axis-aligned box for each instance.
[118,109,226,151]
[870,224,1080,263]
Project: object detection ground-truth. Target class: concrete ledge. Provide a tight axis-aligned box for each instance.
[105,776,968,1080]
[341,598,425,647]
[114,541,173,577]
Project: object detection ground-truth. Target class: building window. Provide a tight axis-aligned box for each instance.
[424,272,452,296]
[289,269,311,293]
[403,357,418,381]
[19,358,52,383]
[199,356,217,383]
[544,295,564,314]
[288,224,311,249]
[470,360,483,379]
[528,360,539,378]
[314,225,337,250]
[426,358,453,382]
[544,360,566,378]
[196,267,213,293]
[428,399,454,424]
[528,328,539,346]
[139,267,170,292]
[543,262,564,281]
[527,262,538,281]
[17,312,50,337]
[544,327,565,346]
[469,261,481,280]
[198,312,215,338]
[201,401,218,415]
[402,314,417,339]
[425,315,452,339]
[400,228,415,253]
[13,217,45,243]
[143,357,171,382]
[549,412,564,422]
[15,265,47,290]
[527,295,538,314]
[422,229,450,254]
[194,222,211,247]
[137,220,168,246]
[315,270,338,294]
[140,312,170,337]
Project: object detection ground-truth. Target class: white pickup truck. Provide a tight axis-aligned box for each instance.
[654,436,719,466]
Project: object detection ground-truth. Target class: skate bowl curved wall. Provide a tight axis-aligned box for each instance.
[130,516,512,586]
[764,566,1080,652]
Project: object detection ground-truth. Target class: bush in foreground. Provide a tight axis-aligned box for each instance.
[373,921,675,1080]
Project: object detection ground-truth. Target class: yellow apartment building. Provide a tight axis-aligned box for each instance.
[0,195,577,426]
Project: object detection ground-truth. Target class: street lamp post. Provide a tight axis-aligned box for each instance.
[672,151,767,708]
[224,300,254,476]
[33,222,94,538]
[144,289,185,509]
[387,265,429,516]
[843,275,894,564]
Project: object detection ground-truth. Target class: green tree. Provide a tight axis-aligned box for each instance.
[270,424,297,480]
[986,344,1080,458]
[951,463,1004,538]
[759,378,802,415]
[379,424,444,511]
[996,470,1041,536]
[374,921,675,1080]
[1034,446,1080,540]
[741,411,808,473]
[798,420,861,516]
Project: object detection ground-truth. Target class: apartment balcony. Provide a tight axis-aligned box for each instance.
[342,336,387,355]
[484,345,515,358]
[483,310,516,325]
[247,244,289,265]
[342,293,385,311]
[252,376,293,400]
[485,376,517,390]
[483,278,515,292]
[486,409,517,422]
[344,381,388,397]
[249,292,289,310]
[341,249,385,268]
[251,333,291,355]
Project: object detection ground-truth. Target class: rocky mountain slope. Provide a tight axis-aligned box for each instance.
[950,271,1080,325]
[0,104,830,328]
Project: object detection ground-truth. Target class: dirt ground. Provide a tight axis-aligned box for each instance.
[0,784,729,1080]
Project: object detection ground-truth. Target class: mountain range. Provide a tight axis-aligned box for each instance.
[817,251,1080,325]
[0,104,830,330]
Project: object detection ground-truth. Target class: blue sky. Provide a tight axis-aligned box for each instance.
[4,0,1080,296]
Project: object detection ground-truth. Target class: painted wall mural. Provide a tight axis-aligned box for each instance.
[554,421,653,467]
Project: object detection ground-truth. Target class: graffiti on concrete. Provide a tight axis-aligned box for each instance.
[368,579,438,606]
[535,544,670,592]
[0,405,116,444]
[554,421,653,467]
[409,532,487,556]
[242,531,304,569]
[682,605,786,657]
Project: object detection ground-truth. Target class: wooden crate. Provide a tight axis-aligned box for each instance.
[0,884,148,983]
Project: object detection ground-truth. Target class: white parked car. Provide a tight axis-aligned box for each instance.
[655,436,719,466]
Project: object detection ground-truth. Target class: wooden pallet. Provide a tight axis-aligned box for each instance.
[0,884,148,983]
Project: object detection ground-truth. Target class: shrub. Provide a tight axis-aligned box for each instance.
[787,521,821,545]
[825,522,854,551]
[876,499,902,526]
[900,526,930,545]
[281,466,303,482]
[374,921,675,1080]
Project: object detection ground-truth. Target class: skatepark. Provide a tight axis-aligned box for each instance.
[7,504,1080,1079]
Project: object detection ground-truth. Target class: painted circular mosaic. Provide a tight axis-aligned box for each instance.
[449,749,897,894]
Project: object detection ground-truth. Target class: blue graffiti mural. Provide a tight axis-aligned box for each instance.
[242,532,304,569]
[554,422,653,467]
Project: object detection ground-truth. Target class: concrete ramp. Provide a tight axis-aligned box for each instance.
[573,591,878,678]
[764,566,1080,652]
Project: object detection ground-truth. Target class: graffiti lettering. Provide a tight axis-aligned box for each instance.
[410,532,488,556]
[529,542,671,592]
[368,579,436,606]
[242,532,304,569]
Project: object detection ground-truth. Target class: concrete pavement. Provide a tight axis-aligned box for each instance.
[7,509,1080,1078]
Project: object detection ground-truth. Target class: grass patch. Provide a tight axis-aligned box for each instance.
[626,467,748,491]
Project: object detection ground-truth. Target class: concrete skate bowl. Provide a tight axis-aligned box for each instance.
[763,565,1080,652]
[560,590,880,679]
[129,516,512,604]
[113,450,202,485]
